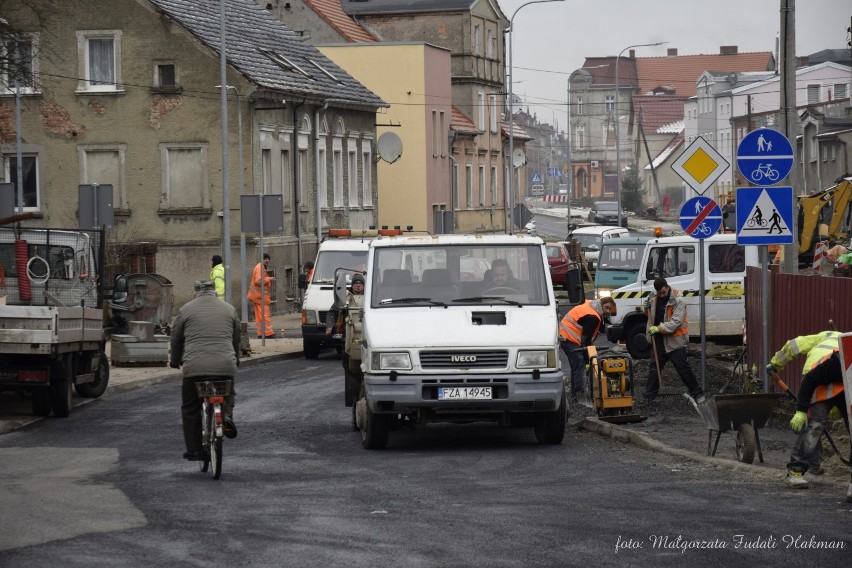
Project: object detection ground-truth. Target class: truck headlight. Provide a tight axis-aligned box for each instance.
[372,352,412,370]
[516,350,553,369]
[303,311,317,325]
[598,289,611,298]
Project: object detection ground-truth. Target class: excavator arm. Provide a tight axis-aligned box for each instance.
[798,187,835,254]
[827,179,852,240]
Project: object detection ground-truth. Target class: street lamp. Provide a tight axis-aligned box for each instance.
[218,0,232,304]
[506,0,565,234]
[614,41,666,227]
[218,85,248,326]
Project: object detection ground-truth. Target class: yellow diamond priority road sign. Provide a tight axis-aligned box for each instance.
[671,136,730,194]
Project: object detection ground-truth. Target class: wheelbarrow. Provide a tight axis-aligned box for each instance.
[686,393,784,464]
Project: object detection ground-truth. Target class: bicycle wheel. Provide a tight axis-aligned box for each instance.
[199,404,211,473]
[210,434,223,480]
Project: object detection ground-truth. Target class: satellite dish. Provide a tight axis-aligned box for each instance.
[512,148,526,168]
[377,132,403,164]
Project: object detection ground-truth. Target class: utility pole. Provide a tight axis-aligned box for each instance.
[780,0,797,275]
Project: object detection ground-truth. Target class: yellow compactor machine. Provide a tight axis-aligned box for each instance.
[587,345,645,424]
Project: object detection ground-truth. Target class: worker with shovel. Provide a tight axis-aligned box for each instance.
[642,278,705,403]
[766,330,848,490]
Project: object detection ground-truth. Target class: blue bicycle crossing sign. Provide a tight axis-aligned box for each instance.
[680,196,722,240]
[736,128,793,186]
[735,186,794,245]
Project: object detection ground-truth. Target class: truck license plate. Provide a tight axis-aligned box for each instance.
[437,386,492,400]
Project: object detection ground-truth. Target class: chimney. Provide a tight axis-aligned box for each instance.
[629,49,635,58]
[720,45,738,55]
[667,48,678,57]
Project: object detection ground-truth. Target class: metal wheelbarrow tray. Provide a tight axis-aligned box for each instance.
[694,393,785,464]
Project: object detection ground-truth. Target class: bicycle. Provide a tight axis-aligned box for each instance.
[746,216,767,228]
[750,163,779,183]
[195,379,233,480]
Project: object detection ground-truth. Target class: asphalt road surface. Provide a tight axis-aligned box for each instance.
[0,356,848,567]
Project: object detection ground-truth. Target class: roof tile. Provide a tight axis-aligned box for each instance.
[306,0,379,42]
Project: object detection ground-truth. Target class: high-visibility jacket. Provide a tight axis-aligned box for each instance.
[647,288,689,353]
[770,330,843,405]
[247,262,272,304]
[559,300,602,346]
[210,263,225,300]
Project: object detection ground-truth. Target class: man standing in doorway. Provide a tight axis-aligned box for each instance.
[247,253,276,338]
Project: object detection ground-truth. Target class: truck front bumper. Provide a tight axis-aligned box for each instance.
[363,370,564,415]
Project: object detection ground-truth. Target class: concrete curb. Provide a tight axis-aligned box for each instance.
[580,417,847,489]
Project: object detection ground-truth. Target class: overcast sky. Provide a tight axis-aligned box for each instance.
[499,0,851,126]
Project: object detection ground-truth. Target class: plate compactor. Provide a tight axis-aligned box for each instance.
[586,345,645,424]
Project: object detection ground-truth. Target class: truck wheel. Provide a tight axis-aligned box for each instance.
[32,389,51,416]
[75,352,110,398]
[50,355,73,418]
[534,390,567,445]
[304,339,320,360]
[625,322,651,360]
[359,386,389,449]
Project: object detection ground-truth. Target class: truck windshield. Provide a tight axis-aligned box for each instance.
[371,244,549,307]
[313,250,368,283]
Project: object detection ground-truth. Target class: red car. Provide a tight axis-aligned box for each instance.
[545,242,574,286]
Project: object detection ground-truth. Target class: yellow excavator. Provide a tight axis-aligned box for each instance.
[797,177,852,257]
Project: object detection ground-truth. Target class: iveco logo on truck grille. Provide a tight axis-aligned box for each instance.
[451,355,477,362]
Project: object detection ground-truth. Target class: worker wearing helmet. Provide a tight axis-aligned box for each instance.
[559,297,616,401]
[767,330,848,490]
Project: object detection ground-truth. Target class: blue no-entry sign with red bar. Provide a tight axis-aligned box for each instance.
[680,196,722,240]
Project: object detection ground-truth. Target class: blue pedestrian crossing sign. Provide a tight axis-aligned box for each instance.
[736,128,794,186]
[531,173,542,183]
[679,196,722,240]
[735,186,794,245]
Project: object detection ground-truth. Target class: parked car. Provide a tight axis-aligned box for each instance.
[530,184,545,197]
[588,201,627,227]
[545,242,573,285]
[566,225,630,274]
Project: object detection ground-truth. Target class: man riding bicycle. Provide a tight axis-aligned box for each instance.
[170,280,241,461]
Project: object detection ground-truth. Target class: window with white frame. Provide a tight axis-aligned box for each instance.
[473,25,481,56]
[831,145,837,162]
[159,143,209,209]
[576,125,585,149]
[605,95,614,114]
[361,143,372,206]
[2,33,39,94]
[262,149,272,195]
[807,84,820,104]
[79,145,127,210]
[489,95,498,133]
[834,83,847,100]
[298,144,308,206]
[576,97,583,116]
[465,164,473,208]
[76,30,123,93]
[333,144,343,206]
[486,29,495,58]
[153,60,178,90]
[280,149,291,208]
[317,147,327,208]
[432,110,439,156]
[3,153,40,211]
[477,91,485,130]
[348,143,358,207]
[490,165,498,206]
[478,165,486,205]
[821,144,827,162]
[440,111,447,155]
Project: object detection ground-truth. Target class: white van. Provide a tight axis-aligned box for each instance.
[566,225,629,274]
[353,233,572,449]
[605,233,759,359]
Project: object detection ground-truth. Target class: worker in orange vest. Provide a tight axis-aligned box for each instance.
[247,253,276,338]
[559,297,616,401]
[767,330,847,490]
[643,277,704,403]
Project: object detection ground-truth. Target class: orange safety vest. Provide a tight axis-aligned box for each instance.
[661,302,689,337]
[559,301,601,346]
[809,350,845,404]
[247,262,272,304]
